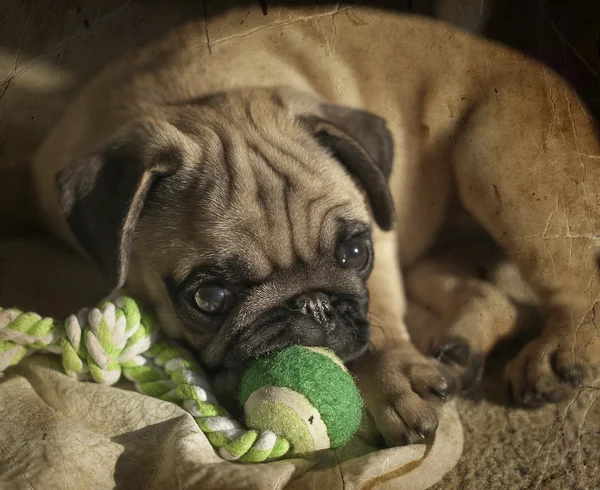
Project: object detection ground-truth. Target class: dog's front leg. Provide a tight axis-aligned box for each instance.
[350,227,449,446]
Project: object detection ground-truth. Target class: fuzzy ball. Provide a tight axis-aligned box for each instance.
[238,346,363,456]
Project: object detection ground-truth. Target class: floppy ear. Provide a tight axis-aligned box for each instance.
[55,128,182,290]
[301,104,395,231]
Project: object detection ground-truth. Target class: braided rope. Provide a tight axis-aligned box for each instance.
[0,295,290,463]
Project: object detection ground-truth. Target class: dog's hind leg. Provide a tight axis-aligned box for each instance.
[404,241,532,392]
[450,60,600,406]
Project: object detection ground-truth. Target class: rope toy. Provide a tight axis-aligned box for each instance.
[0,294,363,462]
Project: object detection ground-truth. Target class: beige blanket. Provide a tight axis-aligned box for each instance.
[0,354,462,490]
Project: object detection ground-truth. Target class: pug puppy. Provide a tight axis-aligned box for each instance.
[28,8,600,446]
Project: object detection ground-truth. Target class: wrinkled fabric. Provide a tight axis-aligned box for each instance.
[0,355,462,490]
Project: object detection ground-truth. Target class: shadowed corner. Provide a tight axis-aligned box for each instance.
[0,164,40,238]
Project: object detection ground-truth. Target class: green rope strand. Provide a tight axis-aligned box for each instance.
[0,295,290,462]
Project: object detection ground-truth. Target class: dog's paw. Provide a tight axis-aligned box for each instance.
[504,330,598,407]
[354,341,453,446]
[433,335,485,392]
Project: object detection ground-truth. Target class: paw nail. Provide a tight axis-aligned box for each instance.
[506,383,517,404]
[460,354,485,390]
[434,337,470,366]
[430,385,447,401]
[445,374,457,395]
[564,365,584,387]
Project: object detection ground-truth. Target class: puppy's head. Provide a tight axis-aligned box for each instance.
[55,87,394,369]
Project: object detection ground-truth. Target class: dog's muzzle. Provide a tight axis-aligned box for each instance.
[221,288,370,368]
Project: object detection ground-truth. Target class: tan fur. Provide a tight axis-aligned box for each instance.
[405,238,541,392]
[28,8,600,445]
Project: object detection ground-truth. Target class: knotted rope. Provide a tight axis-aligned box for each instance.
[0,295,290,463]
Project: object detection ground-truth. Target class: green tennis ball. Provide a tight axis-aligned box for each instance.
[238,346,363,456]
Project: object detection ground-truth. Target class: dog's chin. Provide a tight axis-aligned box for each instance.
[220,314,371,369]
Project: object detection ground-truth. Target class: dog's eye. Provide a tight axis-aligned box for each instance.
[194,284,235,314]
[337,236,371,271]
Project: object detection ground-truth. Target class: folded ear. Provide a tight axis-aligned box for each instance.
[301,104,395,231]
[55,125,183,290]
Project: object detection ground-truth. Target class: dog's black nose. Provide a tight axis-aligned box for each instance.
[291,292,333,326]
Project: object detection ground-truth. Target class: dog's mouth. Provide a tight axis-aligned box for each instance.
[221,291,370,368]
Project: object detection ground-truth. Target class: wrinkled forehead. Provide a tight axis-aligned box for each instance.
[204,126,368,268]
[204,201,367,277]
[171,171,370,280]
[139,100,372,281]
